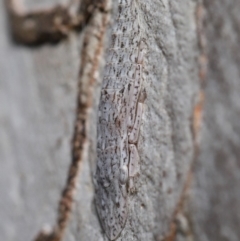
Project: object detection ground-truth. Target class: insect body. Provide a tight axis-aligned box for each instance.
[94,0,146,239]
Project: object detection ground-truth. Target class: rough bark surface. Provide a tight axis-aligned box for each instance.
[67,0,199,240]
[189,1,240,240]
[1,0,239,241]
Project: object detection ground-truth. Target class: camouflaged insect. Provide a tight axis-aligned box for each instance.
[94,0,146,239]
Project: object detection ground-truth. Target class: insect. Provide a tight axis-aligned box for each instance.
[94,0,146,239]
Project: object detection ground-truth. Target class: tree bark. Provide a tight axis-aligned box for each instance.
[189,1,240,240]
[0,0,239,241]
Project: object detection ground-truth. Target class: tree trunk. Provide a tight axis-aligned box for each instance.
[0,0,239,241]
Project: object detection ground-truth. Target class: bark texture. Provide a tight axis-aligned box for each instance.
[0,0,239,241]
[0,1,80,240]
[189,1,240,240]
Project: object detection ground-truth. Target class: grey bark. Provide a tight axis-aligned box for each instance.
[189,1,240,241]
[0,1,81,240]
[0,0,239,241]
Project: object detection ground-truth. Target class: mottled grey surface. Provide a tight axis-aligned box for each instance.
[0,0,200,240]
[0,1,80,240]
[123,0,198,239]
[190,1,240,241]
[68,0,199,240]
[2,0,240,240]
